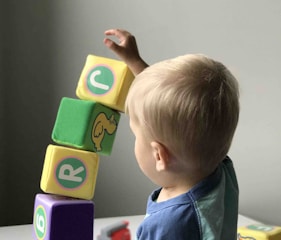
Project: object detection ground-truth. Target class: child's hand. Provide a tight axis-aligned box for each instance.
[104,29,139,64]
[104,29,148,75]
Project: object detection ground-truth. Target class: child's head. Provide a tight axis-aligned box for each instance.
[126,54,239,175]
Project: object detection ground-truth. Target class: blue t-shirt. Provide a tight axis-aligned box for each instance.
[136,156,239,240]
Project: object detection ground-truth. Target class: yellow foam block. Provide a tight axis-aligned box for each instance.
[238,224,281,240]
[40,144,99,200]
[76,55,134,112]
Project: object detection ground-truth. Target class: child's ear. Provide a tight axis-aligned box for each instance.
[150,141,169,172]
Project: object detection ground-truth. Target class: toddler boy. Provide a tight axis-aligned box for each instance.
[104,29,240,240]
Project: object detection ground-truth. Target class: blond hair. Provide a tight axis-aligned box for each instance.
[126,54,239,173]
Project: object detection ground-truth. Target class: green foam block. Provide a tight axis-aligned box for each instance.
[52,97,120,156]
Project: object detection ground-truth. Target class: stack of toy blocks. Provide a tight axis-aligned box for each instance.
[238,224,281,240]
[32,55,134,240]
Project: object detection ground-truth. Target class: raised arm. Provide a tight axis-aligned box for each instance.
[104,29,148,75]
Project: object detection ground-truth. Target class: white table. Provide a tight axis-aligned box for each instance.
[0,214,260,239]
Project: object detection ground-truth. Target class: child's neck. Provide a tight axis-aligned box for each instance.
[156,186,188,202]
[156,171,207,202]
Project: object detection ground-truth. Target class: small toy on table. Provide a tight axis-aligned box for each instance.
[97,221,131,240]
[238,224,281,240]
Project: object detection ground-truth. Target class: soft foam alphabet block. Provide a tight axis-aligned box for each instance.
[76,55,134,112]
[40,144,99,200]
[33,193,94,240]
[238,224,281,240]
[52,97,120,155]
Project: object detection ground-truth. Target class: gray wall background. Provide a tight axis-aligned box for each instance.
[0,0,280,226]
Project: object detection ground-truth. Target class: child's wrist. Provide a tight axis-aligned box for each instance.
[129,58,148,75]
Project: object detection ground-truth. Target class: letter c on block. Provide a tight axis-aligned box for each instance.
[90,70,110,91]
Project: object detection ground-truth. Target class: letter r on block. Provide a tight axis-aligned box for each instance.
[58,164,84,182]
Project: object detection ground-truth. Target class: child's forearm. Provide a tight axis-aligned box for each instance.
[127,58,149,76]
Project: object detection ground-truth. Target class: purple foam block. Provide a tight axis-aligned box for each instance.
[33,193,94,240]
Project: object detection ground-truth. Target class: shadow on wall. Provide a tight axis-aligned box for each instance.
[0,1,58,226]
